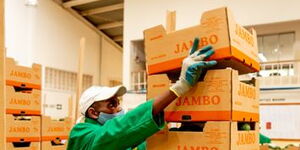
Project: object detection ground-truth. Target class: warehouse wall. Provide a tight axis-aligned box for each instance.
[100,37,123,86]
[5,0,123,118]
[123,0,300,89]
[250,20,300,61]
[5,0,123,85]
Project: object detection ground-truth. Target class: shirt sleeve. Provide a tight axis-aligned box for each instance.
[91,99,165,150]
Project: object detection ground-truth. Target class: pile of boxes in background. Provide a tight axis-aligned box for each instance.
[144,7,260,150]
[4,58,71,150]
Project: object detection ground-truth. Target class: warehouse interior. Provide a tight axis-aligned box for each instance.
[1,0,300,150]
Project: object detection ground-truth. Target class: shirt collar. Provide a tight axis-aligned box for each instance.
[85,117,100,125]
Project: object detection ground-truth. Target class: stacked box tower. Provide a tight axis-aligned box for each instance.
[5,58,42,150]
[41,116,71,150]
[144,7,260,150]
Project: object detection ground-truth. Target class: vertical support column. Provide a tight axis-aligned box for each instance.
[74,37,85,124]
[166,10,176,34]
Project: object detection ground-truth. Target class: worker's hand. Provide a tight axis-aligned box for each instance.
[170,38,217,97]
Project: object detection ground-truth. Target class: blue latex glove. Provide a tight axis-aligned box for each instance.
[170,38,217,96]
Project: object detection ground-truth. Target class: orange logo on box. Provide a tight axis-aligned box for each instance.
[177,145,218,150]
[238,84,256,99]
[174,35,218,54]
[235,24,254,47]
[236,132,256,145]
[9,98,32,106]
[205,80,228,93]
[48,127,65,132]
[153,84,166,88]
[176,95,221,106]
[10,70,31,79]
[9,127,30,133]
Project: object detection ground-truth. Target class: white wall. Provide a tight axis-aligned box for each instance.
[250,20,300,60]
[100,37,123,86]
[123,0,300,89]
[5,0,100,84]
[5,0,123,118]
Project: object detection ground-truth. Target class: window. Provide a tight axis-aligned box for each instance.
[258,32,295,62]
[44,67,93,92]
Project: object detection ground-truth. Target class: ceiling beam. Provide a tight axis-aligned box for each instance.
[97,21,123,30]
[64,7,122,51]
[113,35,123,42]
[63,0,102,8]
[81,3,124,16]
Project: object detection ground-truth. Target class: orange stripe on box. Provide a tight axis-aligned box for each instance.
[208,47,232,60]
[6,137,40,142]
[41,136,69,141]
[232,111,259,122]
[231,46,260,72]
[147,47,231,75]
[147,46,260,75]
[6,80,41,90]
[165,110,259,122]
[6,109,41,116]
[148,56,185,75]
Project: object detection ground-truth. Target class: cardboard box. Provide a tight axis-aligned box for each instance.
[260,145,269,150]
[6,57,41,89]
[6,141,40,150]
[6,85,41,115]
[147,69,259,122]
[41,116,72,141]
[0,1,5,149]
[144,7,259,75]
[6,115,41,143]
[41,140,68,150]
[286,145,300,150]
[147,121,259,150]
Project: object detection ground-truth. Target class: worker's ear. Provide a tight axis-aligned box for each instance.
[87,107,99,119]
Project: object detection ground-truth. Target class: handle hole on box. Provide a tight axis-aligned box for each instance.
[51,138,65,146]
[13,85,33,94]
[12,141,31,148]
[169,122,206,132]
[237,122,256,131]
[181,115,191,121]
[13,115,32,121]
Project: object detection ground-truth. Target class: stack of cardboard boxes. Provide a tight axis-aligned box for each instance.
[41,116,71,150]
[144,7,260,150]
[5,58,42,150]
[4,58,71,150]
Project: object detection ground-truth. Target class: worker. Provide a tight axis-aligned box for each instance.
[67,38,217,150]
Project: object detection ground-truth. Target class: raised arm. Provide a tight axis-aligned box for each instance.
[152,37,217,116]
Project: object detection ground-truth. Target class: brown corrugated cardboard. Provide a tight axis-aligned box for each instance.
[286,146,300,150]
[6,141,40,150]
[147,121,259,150]
[144,7,259,75]
[147,69,259,122]
[41,141,68,150]
[6,57,41,89]
[260,145,269,150]
[6,85,41,115]
[41,116,71,142]
[6,115,41,143]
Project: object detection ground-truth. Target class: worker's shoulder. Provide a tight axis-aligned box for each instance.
[73,122,99,130]
[71,122,100,133]
[69,122,101,139]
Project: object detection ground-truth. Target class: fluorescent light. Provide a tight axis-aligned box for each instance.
[25,0,38,6]
[258,53,267,62]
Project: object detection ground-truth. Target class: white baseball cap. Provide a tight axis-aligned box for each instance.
[79,85,127,115]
